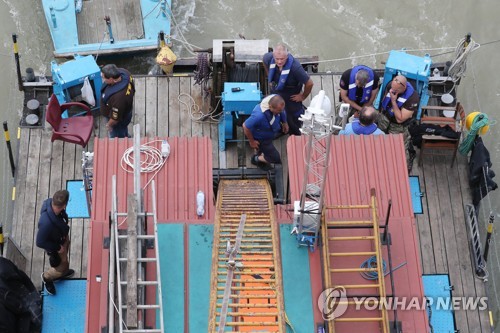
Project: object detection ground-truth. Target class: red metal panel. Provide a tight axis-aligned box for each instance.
[287,134,427,332]
[86,136,213,332]
[287,134,413,219]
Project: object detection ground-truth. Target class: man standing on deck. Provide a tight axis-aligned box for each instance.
[378,75,419,171]
[263,43,313,135]
[100,64,135,138]
[36,190,74,295]
[338,65,380,120]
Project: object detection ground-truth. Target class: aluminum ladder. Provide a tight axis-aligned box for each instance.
[322,189,390,333]
[109,176,165,333]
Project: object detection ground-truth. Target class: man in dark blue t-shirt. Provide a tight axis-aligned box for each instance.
[263,43,313,135]
[243,94,289,169]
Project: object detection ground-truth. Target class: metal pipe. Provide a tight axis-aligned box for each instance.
[3,122,16,177]
[0,225,4,256]
[12,34,23,91]
[105,16,115,44]
[483,213,495,262]
[382,199,392,243]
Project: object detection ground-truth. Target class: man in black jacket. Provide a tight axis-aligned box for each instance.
[35,190,74,295]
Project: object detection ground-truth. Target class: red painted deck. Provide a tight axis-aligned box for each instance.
[287,134,428,332]
[86,136,213,333]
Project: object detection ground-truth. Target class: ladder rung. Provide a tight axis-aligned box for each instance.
[334,317,383,322]
[330,251,376,257]
[123,329,162,333]
[325,204,371,209]
[217,286,274,291]
[218,264,274,269]
[330,236,375,241]
[123,304,160,310]
[119,257,157,262]
[217,322,279,326]
[216,294,276,299]
[330,268,377,273]
[335,284,381,289]
[120,281,159,285]
[218,279,276,283]
[327,220,373,226]
[118,235,155,240]
[227,311,279,316]
[216,303,276,308]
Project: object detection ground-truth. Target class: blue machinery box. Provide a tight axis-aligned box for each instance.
[219,82,262,151]
[374,50,432,120]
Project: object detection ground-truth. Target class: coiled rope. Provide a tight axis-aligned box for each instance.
[458,113,490,156]
[447,36,481,83]
[360,256,387,280]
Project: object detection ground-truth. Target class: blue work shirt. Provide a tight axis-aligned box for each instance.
[244,105,287,141]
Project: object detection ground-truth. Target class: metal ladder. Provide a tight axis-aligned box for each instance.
[109,177,164,333]
[321,189,389,333]
[207,179,286,332]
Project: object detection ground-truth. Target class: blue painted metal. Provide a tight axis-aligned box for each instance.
[51,55,101,114]
[42,279,86,333]
[422,274,456,332]
[41,0,171,56]
[374,50,432,120]
[219,82,262,151]
[66,180,90,218]
[409,176,423,214]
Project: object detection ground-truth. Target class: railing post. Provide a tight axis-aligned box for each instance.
[3,122,16,177]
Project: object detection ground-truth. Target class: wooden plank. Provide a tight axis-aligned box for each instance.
[168,77,180,137]
[81,216,90,277]
[133,77,147,135]
[126,194,138,327]
[11,128,30,245]
[19,129,42,278]
[421,156,447,273]
[5,237,27,272]
[69,218,85,278]
[157,77,170,137]
[412,155,436,274]
[30,131,53,287]
[145,76,158,137]
[456,154,491,331]
[446,158,483,332]
[179,77,192,137]
[433,156,468,332]
[212,122,221,169]
[190,77,204,137]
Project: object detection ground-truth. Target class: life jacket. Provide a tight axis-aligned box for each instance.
[101,69,134,104]
[352,121,378,135]
[268,54,294,91]
[381,81,415,117]
[348,65,374,104]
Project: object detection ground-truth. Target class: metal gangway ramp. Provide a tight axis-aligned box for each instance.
[208,179,286,332]
[321,189,390,333]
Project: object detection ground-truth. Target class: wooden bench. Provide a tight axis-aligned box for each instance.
[418,103,466,167]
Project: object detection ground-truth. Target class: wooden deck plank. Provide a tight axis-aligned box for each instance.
[145,76,159,137]
[190,77,204,137]
[30,131,53,289]
[60,143,77,270]
[433,156,468,332]
[421,156,447,273]
[134,76,147,136]
[69,218,85,278]
[157,77,170,137]
[446,156,484,332]
[11,128,30,243]
[456,153,492,331]
[179,76,192,137]
[167,77,180,137]
[412,155,436,274]
[19,129,42,278]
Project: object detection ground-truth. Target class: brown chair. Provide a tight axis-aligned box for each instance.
[418,102,466,167]
[45,94,94,147]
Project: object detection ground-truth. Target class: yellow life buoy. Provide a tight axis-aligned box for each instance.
[465,111,489,135]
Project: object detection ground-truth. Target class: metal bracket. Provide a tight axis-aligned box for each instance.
[103,237,110,249]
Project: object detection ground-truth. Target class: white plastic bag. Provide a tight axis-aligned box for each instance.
[81,76,96,107]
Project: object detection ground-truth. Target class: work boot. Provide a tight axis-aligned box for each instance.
[55,269,75,281]
[41,273,56,296]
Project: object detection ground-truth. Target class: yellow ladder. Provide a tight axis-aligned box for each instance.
[322,189,389,333]
[207,179,286,332]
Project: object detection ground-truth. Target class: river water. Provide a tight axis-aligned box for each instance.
[1,0,499,326]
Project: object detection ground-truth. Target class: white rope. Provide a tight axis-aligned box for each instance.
[178,93,221,123]
[161,2,202,56]
[447,37,481,82]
